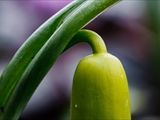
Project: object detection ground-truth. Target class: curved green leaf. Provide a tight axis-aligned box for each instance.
[0,0,85,111]
[1,0,120,119]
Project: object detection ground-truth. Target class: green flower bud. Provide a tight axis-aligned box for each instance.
[70,30,131,120]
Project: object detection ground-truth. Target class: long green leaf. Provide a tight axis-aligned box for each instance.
[0,0,85,111]
[1,0,120,119]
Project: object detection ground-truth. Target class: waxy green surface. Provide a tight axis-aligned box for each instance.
[65,29,131,119]
[71,53,131,119]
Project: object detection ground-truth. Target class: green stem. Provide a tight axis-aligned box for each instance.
[64,29,107,54]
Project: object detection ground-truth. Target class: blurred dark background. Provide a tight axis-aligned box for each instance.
[0,0,160,120]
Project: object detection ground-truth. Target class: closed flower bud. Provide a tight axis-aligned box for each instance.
[70,30,131,120]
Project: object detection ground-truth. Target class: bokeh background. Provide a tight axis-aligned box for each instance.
[0,0,160,120]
